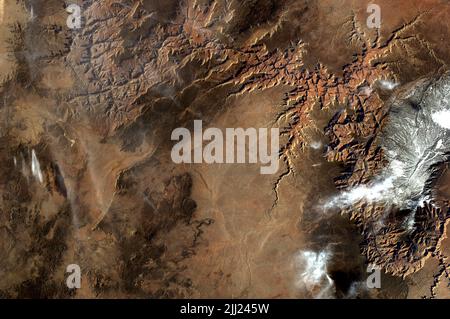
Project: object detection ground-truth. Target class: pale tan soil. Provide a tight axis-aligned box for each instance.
[0,0,448,299]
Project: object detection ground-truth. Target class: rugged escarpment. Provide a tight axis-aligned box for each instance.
[0,0,448,298]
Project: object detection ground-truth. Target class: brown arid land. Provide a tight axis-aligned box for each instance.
[0,0,448,299]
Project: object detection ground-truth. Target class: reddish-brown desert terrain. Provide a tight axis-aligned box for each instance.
[0,0,448,299]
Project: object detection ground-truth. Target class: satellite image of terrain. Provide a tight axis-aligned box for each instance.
[0,0,449,299]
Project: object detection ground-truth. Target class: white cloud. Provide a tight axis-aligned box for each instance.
[310,141,322,150]
[432,110,450,129]
[379,79,399,90]
[295,250,334,298]
[31,149,43,183]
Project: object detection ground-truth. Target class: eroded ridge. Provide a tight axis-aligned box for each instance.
[327,74,450,276]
